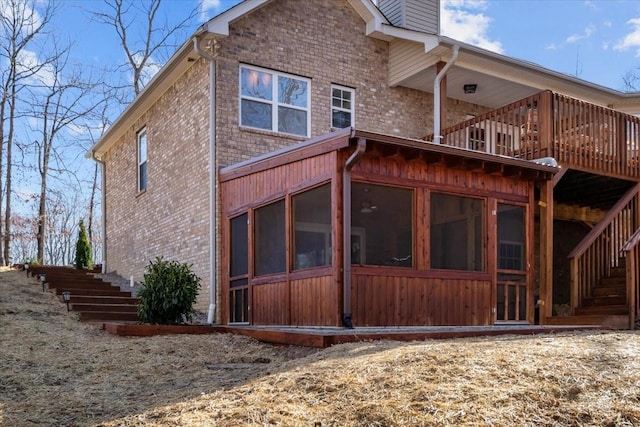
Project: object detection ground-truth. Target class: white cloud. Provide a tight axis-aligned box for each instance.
[440,0,503,54]
[614,17,640,57]
[131,52,163,88]
[16,49,56,87]
[602,41,609,50]
[199,0,222,22]
[546,43,558,51]
[603,20,612,28]
[566,24,595,43]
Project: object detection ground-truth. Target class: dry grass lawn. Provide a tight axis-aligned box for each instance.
[1,268,639,426]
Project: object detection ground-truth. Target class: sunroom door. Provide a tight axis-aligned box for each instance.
[229,213,249,324]
[495,203,528,323]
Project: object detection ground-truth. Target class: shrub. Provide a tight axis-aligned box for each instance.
[137,257,201,325]
[74,219,93,270]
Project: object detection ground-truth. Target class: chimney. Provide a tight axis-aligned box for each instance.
[377,0,440,34]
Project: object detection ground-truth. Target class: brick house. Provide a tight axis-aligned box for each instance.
[89,0,640,328]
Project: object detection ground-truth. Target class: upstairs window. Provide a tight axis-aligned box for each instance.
[240,65,310,137]
[137,128,147,192]
[331,85,354,128]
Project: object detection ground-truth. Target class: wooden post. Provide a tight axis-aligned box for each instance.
[539,180,554,324]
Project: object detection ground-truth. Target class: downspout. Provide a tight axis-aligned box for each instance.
[193,36,217,324]
[342,136,366,328]
[91,152,107,274]
[433,45,459,143]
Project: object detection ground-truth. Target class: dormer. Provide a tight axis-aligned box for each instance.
[377,0,440,34]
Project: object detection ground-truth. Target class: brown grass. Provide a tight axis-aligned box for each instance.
[1,268,639,426]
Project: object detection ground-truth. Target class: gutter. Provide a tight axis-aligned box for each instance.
[90,151,107,274]
[193,37,218,325]
[342,135,367,328]
[433,45,459,143]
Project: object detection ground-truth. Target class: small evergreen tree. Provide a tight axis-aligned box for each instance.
[74,219,93,270]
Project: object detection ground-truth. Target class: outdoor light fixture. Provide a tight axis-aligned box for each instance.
[40,274,46,292]
[463,84,477,94]
[24,263,29,274]
[62,291,71,312]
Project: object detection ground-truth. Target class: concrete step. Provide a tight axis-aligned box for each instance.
[78,311,139,322]
[574,305,628,316]
[61,295,139,305]
[70,303,138,313]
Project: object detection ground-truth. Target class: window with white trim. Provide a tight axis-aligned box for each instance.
[331,85,354,129]
[137,128,147,192]
[239,65,310,137]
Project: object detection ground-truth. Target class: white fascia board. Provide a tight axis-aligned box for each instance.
[380,24,439,52]
[204,0,270,36]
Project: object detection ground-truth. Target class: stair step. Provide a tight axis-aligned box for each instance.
[574,305,628,316]
[582,295,627,306]
[51,288,131,297]
[78,311,139,322]
[61,295,139,305]
[70,303,138,313]
[546,314,629,329]
[598,276,626,287]
[609,267,626,278]
[592,286,626,297]
[47,283,117,292]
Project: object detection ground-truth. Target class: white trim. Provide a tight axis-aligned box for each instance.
[331,84,355,129]
[239,64,311,138]
[137,128,148,192]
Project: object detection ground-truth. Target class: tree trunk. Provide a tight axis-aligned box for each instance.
[88,162,98,242]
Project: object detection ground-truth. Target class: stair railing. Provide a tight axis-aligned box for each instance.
[568,183,640,314]
[621,228,640,329]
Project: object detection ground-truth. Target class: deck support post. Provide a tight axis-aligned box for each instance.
[539,180,554,324]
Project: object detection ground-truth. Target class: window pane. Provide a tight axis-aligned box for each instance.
[278,76,307,107]
[138,132,147,162]
[230,214,248,278]
[498,204,525,271]
[241,67,272,100]
[138,162,147,191]
[278,106,307,136]
[254,200,285,275]
[351,183,413,267]
[332,110,351,128]
[241,99,272,130]
[293,184,331,270]
[430,193,484,271]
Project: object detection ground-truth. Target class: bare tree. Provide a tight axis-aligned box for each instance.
[623,69,640,92]
[92,0,197,96]
[29,48,99,264]
[0,0,57,265]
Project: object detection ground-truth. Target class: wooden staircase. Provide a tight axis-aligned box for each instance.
[28,266,139,323]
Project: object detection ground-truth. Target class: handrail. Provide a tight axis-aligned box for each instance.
[621,227,640,252]
[568,183,640,259]
[621,228,640,329]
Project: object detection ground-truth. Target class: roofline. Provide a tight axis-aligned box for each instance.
[220,128,559,182]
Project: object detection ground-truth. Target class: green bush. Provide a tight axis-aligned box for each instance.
[74,219,93,270]
[137,257,201,325]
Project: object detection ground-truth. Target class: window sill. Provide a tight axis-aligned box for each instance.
[239,126,307,141]
[136,189,147,198]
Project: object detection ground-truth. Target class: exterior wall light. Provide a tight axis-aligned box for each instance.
[62,291,71,312]
[464,84,477,94]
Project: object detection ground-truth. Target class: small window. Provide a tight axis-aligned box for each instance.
[331,85,354,128]
[430,193,484,271]
[254,199,286,276]
[137,128,147,192]
[293,184,331,270]
[240,65,310,137]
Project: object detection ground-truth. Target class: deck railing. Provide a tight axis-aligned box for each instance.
[621,228,640,329]
[567,184,640,313]
[432,90,640,180]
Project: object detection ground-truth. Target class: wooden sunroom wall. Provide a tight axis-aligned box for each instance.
[220,152,341,326]
[348,151,534,327]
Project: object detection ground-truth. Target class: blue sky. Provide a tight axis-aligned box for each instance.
[57,0,640,92]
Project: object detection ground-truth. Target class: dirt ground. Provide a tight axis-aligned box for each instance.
[1,268,639,426]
